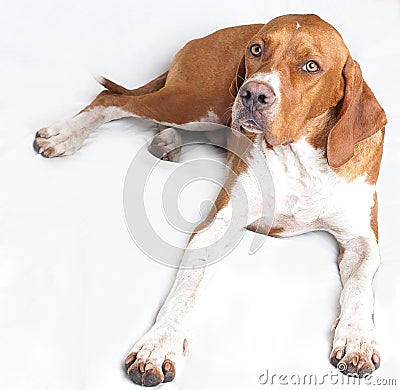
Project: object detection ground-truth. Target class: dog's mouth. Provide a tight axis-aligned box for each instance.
[239,120,264,134]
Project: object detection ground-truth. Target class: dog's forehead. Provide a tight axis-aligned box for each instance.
[261,14,336,34]
[256,14,347,58]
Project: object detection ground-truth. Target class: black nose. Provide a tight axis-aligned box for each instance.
[239,81,276,111]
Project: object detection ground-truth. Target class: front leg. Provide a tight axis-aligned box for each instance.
[124,205,240,386]
[330,235,381,377]
[124,145,270,386]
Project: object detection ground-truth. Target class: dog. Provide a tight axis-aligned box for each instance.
[34,14,387,386]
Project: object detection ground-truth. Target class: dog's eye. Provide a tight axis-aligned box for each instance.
[249,43,263,57]
[302,60,321,73]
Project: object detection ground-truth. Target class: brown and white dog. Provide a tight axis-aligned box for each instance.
[34,14,387,386]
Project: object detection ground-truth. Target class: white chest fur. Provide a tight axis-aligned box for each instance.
[257,137,376,240]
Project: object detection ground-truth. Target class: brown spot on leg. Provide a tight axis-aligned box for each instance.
[267,226,284,237]
[246,221,275,236]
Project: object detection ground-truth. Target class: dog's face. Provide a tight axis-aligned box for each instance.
[232,14,348,146]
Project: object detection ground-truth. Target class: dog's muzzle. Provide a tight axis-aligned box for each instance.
[235,81,277,135]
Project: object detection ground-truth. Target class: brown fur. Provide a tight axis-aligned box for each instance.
[247,224,284,237]
[99,71,168,96]
[82,24,263,125]
[370,192,379,242]
[332,129,385,184]
[327,60,387,170]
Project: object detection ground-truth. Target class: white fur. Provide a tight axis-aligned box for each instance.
[263,137,376,238]
[199,110,221,124]
[36,106,131,157]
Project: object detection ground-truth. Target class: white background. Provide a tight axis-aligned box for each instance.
[1,0,400,389]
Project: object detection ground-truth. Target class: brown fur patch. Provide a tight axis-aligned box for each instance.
[267,227,285,237]
[246,222,281,236]
[331,129,385,184]
[326,60,387,169]
[370,192,379,242]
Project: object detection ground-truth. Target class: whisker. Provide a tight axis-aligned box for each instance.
[222,103,235,123]
[228,84,236,99]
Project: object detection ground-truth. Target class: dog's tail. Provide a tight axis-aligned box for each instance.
[94,71,168,96]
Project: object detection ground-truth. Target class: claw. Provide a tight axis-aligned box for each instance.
[336,349,344,360]
[125,353,136,370]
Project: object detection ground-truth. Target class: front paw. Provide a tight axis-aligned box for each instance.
[330,319,380,377]
[125,326,187,387]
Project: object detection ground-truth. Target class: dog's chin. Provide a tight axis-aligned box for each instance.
[236,120,294,147]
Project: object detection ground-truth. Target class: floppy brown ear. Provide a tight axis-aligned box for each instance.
[229,54,246,98]
[327,57,387,168]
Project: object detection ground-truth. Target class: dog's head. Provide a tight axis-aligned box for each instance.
[231,14,386,168]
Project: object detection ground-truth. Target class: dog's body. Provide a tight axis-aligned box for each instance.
[34,14,386,386]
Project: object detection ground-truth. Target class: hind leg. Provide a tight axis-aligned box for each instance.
[34,72,169,158]
[34,84,219,158]
[34,93,135,157]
